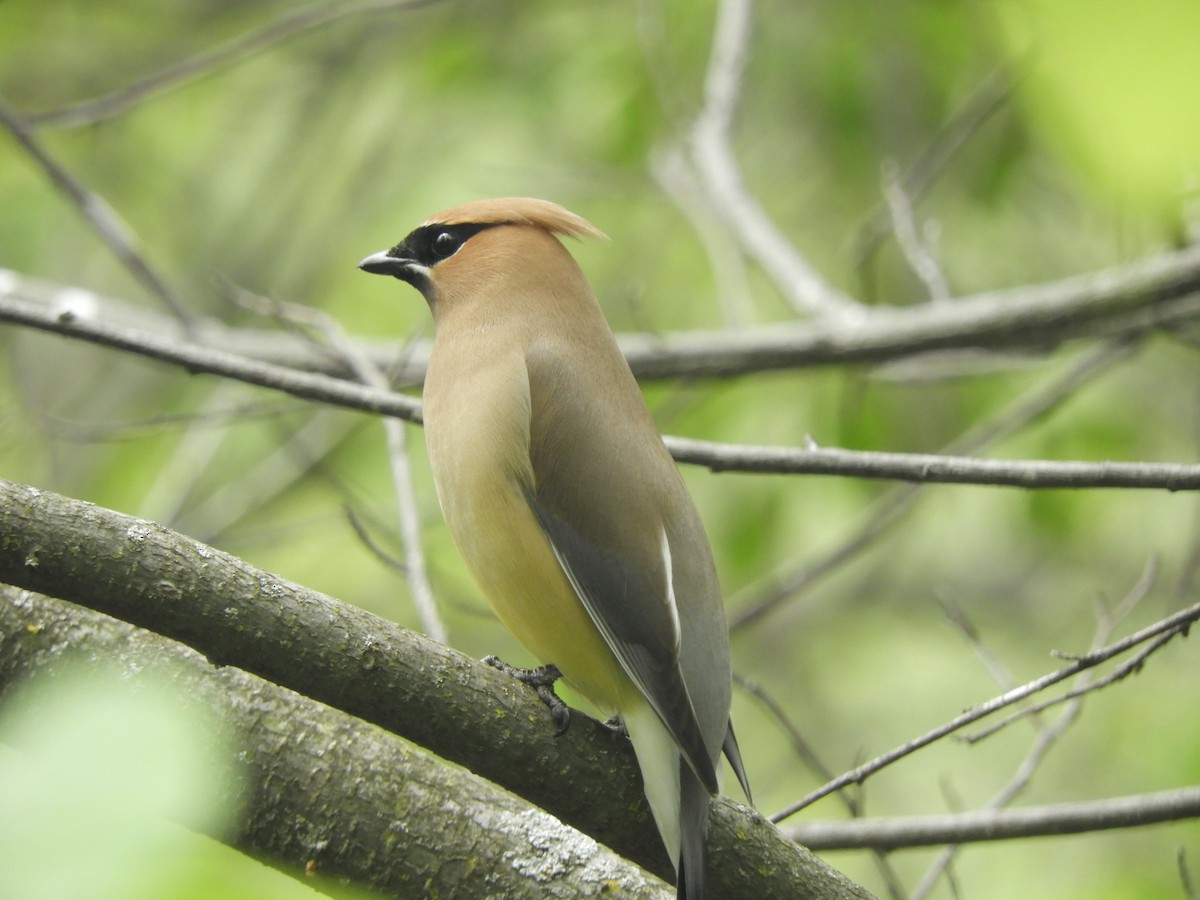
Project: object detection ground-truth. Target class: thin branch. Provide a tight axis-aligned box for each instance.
[940,600,1027,707]
[852,64,1018,270]
[913,715,1080,897]
[0,103,194,326]
[137,380,261,526]
[10,285,1195,507]
[911,564,1153,898]
[10,291,1195,492]
[24,0,442,129]
[7,240,1200,380]
[667,436,1200,490]
[736,676,909,899]
[652,145,755,327]
[1181,847,1197,900]
[40,399,307,443]
[618,240,1200,377]
[881,160,951,301]
[0,290,423,422]
[688,0,862,320]
[964,630,1175,744]
[173,410,356,543]
[770,598,1200,822]
[343,505,408,574]
[787,786,1200,850]
[734,675,845,802]
[10,291,1197,501]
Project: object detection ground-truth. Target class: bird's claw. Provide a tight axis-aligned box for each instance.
[484,656,572,736]
[602,715,628,737]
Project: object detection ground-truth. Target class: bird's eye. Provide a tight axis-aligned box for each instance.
[432,231,462,260]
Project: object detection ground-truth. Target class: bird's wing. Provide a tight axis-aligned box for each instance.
[723,718,753,804]
[522,345,718,792]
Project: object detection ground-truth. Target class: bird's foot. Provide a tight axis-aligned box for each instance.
[602,715,628,737]
[484,656,571,736]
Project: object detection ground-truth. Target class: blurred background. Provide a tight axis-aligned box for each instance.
[2,0,1199,897]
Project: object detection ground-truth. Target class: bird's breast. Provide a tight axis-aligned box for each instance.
[423,341,631,712]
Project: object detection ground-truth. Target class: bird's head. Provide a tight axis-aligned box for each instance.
[357,197,606,308]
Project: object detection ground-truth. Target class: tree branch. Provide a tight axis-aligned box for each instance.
[0,288,423,422]
[851,64,1017,271]
[5,290,1198,493]
[910,564,1153,898]
[771,598,1200,822]
[880,160,951,301]
[0,586,671,898]
[736,675,909,898]
[7,242,1200,381]
[0,478,868,899]
[667,436,1200,490]
[786,786,1200,851]
[688,0,862,320]
[962,630,1176,744]
[0,104,194,326]
[23,0,443,130]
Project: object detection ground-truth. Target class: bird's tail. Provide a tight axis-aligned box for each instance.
[677,761,710,900]
[624,698,715,898]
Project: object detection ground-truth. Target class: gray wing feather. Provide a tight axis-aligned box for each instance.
[523,490,719,793]
[522,342,720,792]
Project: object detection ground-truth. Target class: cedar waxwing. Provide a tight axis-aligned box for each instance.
[358,198,749,899]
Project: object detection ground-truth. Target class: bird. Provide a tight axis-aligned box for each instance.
[358,197,749,899]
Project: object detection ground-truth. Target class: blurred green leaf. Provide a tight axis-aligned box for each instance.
[996,0,1200,213]
[0,658,314,900]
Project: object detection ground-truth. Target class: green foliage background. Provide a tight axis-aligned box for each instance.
[2,1,1199,896]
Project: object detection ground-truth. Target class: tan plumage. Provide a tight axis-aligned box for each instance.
[359,198,748,900]
[421,196,608,239]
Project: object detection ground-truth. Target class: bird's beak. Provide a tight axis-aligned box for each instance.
[357,250,414,278]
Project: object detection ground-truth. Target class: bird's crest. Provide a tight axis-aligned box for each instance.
[422,197,608,242]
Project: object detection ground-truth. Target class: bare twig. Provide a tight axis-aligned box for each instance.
[137,380,258,526]
[964,631,1174,744]
[9,290,1194,503]
[1173,381,1200,602]
[940,601,1025,705]
[0,103,194,326]
[736,676,908,899]
[667,435,1200,490]
[8,240,1200,380]
[10,292,1194,493]
[770,598,1200,822]
[173,410,356,543]
[912,709,1081,898]
[0,290,423,422]
[881,160,951,301]
[688,0,861,320]
[40,399,307,443]
[652,145,755,326]
[735,675,842,799]
[1181,846,1197,900]
[910,563,1153,897]
[787,786,1200,850]
[25,0,442,129]
[852,64,1018,270]
[344,505,407,574]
